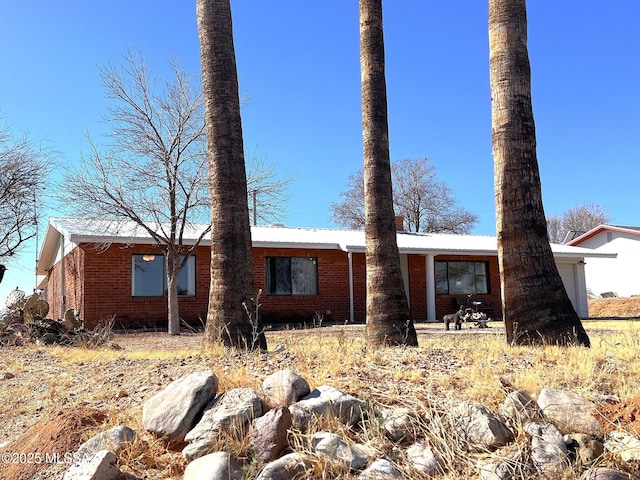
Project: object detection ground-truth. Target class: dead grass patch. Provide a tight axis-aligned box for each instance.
[1,314,640,478]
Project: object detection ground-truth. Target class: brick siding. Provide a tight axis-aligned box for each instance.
[47,243,502,329]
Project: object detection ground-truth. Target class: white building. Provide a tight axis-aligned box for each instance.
[568,225,639,297]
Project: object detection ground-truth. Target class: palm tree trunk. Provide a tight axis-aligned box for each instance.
[489,0,589,346]
[196,0,266,350]
[360,0,417,347]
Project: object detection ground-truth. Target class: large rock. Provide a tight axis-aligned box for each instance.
[406,441,444,476]
[499,390,539,423]
[142,370,218,441]
[182,452,244,480]
[255,452,314,480]
[452,402,513,451]
[289,385,366,431]
[581,467,637,480]
[62,450,119,480]
[183,387,262,462]
[537,389,602,436]
[604,431,640,462]
[358,459,402,479]
[262,369,310,409]
[572,433,604,465]
[76,425,135,457]
[380,407,418,443]
[248,407,292,462]
[311,431,371,471]
[524,422,570,476]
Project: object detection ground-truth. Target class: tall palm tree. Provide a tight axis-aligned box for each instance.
[196,0,266,350]
[489,0,590,346]
[360,0,418,347]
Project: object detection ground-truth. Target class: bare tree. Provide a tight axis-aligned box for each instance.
[546,213,564,244]
[331,158,478,233]
[0,123,52,262]
[547,204,610,243]
[329,171,365,229]
[60,51,210,335]
[246,150,294,226]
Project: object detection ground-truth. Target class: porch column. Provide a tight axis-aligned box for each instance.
[348,251,354,323]
[425,254,436,322]
[59,234,66,317]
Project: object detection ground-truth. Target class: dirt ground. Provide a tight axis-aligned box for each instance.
[588,296,640,318]
[1,297,639,479]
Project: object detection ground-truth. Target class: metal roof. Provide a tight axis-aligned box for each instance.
[37,217,615,275]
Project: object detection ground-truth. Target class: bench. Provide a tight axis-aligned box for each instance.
[455,297,494,317]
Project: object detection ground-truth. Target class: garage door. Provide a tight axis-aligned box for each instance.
[557,263,577,310]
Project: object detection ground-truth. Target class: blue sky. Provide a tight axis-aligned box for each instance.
[1,1,638,304]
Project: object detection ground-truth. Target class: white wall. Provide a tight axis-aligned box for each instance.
[557,261,589,318]
[578,231,640,297]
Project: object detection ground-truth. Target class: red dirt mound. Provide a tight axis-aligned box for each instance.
[597,396,640,435]
[0,407,107,480]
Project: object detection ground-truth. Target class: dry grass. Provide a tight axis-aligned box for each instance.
[588,296,640,318]
[2,301,640,478]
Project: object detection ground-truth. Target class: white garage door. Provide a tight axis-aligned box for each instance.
[557,263,577,310]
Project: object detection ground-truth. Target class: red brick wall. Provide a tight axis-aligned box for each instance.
[408,255,427,320]
[46,243,502,329]
[253,247,355,324]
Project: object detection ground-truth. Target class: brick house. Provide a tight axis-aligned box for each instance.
[36,218,605,329]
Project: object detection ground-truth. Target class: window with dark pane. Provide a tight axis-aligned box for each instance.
[266,257,318,295]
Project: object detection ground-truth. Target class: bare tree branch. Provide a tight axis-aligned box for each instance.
[58,52,209,334]
[245,149,294,225]
[0,123,53,260]
[547,203,611,243]
[331,158,478,233]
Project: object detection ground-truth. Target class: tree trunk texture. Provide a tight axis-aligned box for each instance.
[166,253,181,335]
[360,0,417,347]
[196,0,266,350]
[489,0,589,346]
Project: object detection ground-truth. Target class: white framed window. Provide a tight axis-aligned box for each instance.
[265,257,318,295]
[435,261,489,295]
[132,254,196,297]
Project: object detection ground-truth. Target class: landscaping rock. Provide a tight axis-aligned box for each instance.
[248,406,292,462]
[142,370,218,441]
[380,407,418,443]
[604,430,640,462]
[358,458,403,479]
[62,450,119,480]
[524,422,570,476]
[406,441,444,476]
[182,451,244,480]
[499,390,538,422]
[289,385,366,431]
[311,431,371,471]
[76,425,135,457]
[572,433,604,465]
[537,388,602,436]
[452,402,513,451]
[581,467,637,480]
[183,387,262,461]
[255,452,314,480]
[261,369,310,409]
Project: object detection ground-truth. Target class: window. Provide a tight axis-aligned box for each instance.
[265,257,318,295]
[435,261,488,295]
[132,254,196,297]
